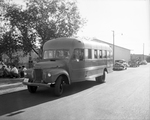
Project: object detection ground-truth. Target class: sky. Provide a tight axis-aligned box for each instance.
[12,0,150,55]
[77,0,150,55]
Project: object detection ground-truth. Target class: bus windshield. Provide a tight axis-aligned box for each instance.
[43,49,70,59]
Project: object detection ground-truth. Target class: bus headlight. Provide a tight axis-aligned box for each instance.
[47,73,51,77]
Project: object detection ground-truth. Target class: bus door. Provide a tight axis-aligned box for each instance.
[69,49,85,82]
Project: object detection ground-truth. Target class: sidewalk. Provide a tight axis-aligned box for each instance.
[0,78,26,95]
[0,77,23,84]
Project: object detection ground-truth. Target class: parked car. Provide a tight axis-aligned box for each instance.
[139,60,147,65]
[128,60,139,67]
[113,59,128,70]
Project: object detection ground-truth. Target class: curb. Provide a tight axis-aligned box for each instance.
[0,78,24,83]
[0,82,24,90]
[0,82,27,95]
[0,78,26,95]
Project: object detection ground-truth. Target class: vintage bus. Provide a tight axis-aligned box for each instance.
[23,37,113,96]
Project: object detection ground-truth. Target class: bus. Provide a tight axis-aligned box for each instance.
[23,37,113,96]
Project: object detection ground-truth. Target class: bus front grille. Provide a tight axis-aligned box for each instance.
[34,69,43,82]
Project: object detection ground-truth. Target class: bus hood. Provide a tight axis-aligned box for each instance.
[34,60,65,69]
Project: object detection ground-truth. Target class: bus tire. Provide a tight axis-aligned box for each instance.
[54,76,64,96]
[102,71,106,82]
[96,76,101,83]
[28,86,37,93]
[96,71,106,83]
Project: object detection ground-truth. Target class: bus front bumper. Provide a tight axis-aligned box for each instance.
[22,78,51,87]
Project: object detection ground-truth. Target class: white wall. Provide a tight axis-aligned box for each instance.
[114,46,130,62]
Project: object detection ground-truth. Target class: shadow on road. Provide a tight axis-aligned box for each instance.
[0,80,101,116]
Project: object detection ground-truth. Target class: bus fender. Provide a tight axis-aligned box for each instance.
[104,68,108,74]
[46,69,71,84]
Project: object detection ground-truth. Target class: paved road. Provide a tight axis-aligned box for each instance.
[0,64,149,120]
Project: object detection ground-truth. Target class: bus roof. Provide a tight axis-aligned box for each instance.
[43,37,112,51]
[43,37,75,50]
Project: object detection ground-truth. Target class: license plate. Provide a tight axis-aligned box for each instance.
[24,78,29,83]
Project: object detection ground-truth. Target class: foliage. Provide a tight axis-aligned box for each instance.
[5,4,38,55]
[0,30,21,60]
[1,0,85,59]
[25,0,84,44]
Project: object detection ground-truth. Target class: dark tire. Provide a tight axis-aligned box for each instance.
[124,66,127,70]
[96,76,102,83]
[54,76,64,96]
[101,71,106,82]
[28,86,37,93]
[96,71,106,83]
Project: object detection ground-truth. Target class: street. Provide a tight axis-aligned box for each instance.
[0,64,149,120]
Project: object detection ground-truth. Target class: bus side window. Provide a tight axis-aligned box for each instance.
[44,51,49,59]
[99,50,102,58]
[73,49,84,61]
[105,50,107,58]
[56,50,64,58]
[88,49,92,59]
[94,50,98,59]
[85,49,88,59]
[110,51,113,58]
[102,50,106,58]
[63,50,69,58]
[107,51,110,58]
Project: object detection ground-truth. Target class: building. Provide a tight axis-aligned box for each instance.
[94,39,131,62]
[113,45,131,62]
[131,54,148,61]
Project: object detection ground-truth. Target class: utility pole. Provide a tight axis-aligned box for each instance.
[112,30,115,65]
[143,43,144,60]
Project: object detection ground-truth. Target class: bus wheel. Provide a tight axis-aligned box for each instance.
[28,86,37,93]
[96,71,106,83]
[54,76,63,96]
[101,71,106,82]
[96,76,101,83]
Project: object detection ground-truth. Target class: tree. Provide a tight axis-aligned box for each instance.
[0,29,22,63]
[26,0,84,43]
[0,0,9,60]
[5,3,38,55]
[3,0,85,58]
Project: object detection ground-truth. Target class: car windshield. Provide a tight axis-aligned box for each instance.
[43,49,70,59]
